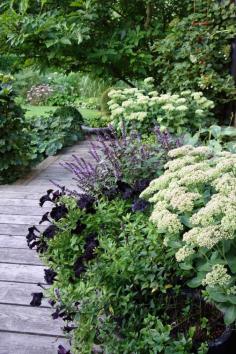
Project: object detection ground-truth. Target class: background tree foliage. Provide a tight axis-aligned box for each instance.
[0,0,189,83]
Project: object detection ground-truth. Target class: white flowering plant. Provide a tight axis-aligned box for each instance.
[141,145,236,324]
[107,78,215,134]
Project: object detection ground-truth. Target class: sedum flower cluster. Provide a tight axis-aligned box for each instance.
[141,145,236,311]
[107,78,214,134]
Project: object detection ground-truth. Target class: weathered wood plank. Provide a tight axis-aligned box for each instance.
[0,215,44,225]
[0,281,50,307]
[0,235,27,248]
[0,333,67,354]
[0,192,43,200]
[0,224,45,236]
[0,206,50,216]
[0,304,64,336]
[0,248,41,266]
[0,263,45,283]
[0,198,41,207]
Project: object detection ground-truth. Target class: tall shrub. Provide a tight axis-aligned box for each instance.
[0,73,32,183]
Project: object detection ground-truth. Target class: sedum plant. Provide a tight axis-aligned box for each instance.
[141,145,236,324]
[108,78,215,134]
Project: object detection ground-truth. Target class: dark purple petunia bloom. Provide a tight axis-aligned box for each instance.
[44,269,57,285]
[132,198,149,212]
[74,256,86,278]
[77,194,95,212]
[43,224,58,239]
[116,180,134,199]
[39,211,50,224]
[30,292,43,307]
[84,234,99,261]
[72,220,86,235]
[58,345,71,354]
[50,204,68,221]
[39,189,54,207]
[63,325,76,333]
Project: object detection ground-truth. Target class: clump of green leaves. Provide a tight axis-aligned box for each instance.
[0,73,33,183]
[153,0,236,121]
[30,106,84,158]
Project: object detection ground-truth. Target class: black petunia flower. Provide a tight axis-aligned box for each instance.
[132,198,149,212]
[43,224,58,239]
[39,211,50,224]
[74,256,86,278]
[39,189,54,207]
[72,220,86,235]
[26,226,40,243]
[30,292,43,307]
[50,204,68,221]
[44,269,57,285]
[116,180,134,199]
[77,194,95,212]
[58,345,71,354]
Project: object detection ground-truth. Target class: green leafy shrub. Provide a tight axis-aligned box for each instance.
[141,145,236,324]
[108,78,215,134]
[30,106,84,158]
[0,73,33,183]
[153,0,236,119]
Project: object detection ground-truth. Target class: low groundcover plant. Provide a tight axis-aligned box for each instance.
[141,145,236,325]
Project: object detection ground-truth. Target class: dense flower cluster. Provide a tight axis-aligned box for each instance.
[141,145,236,319]
[27,84,54,105]
[107,79,214,134]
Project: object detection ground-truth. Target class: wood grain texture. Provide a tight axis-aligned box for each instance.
[0,139,92,352]
[0,304,64,336]
[0,214,44,225]
[0,263,45,283]
[0,206,50,216]
[0,248,42,266]
[0,281,50,307]
[0,333,67,354]
[0,235,27,248]
[0,224,45,236]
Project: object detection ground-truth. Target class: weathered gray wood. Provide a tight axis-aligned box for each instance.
[0,263,45,283]
[0,192,43,200]
[0,206,50,216]
[0,332,67,354]
[0,281,50,307]
[0,248,41,266]
[0,235,27,248]
[0,214,44,225]
[0,139,94,352]
[0,304,64,336]
[0,198,41,207]
[0,224,45,236]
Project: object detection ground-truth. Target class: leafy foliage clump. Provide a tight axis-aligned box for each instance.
[0,73,33,183]
[30,106,84,158]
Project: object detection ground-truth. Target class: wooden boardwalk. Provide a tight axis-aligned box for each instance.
[0,140,91,354]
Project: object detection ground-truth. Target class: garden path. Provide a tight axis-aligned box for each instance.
[0,139,92,354]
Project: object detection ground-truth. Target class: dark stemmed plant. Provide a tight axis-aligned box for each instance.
[63,125,181,197]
